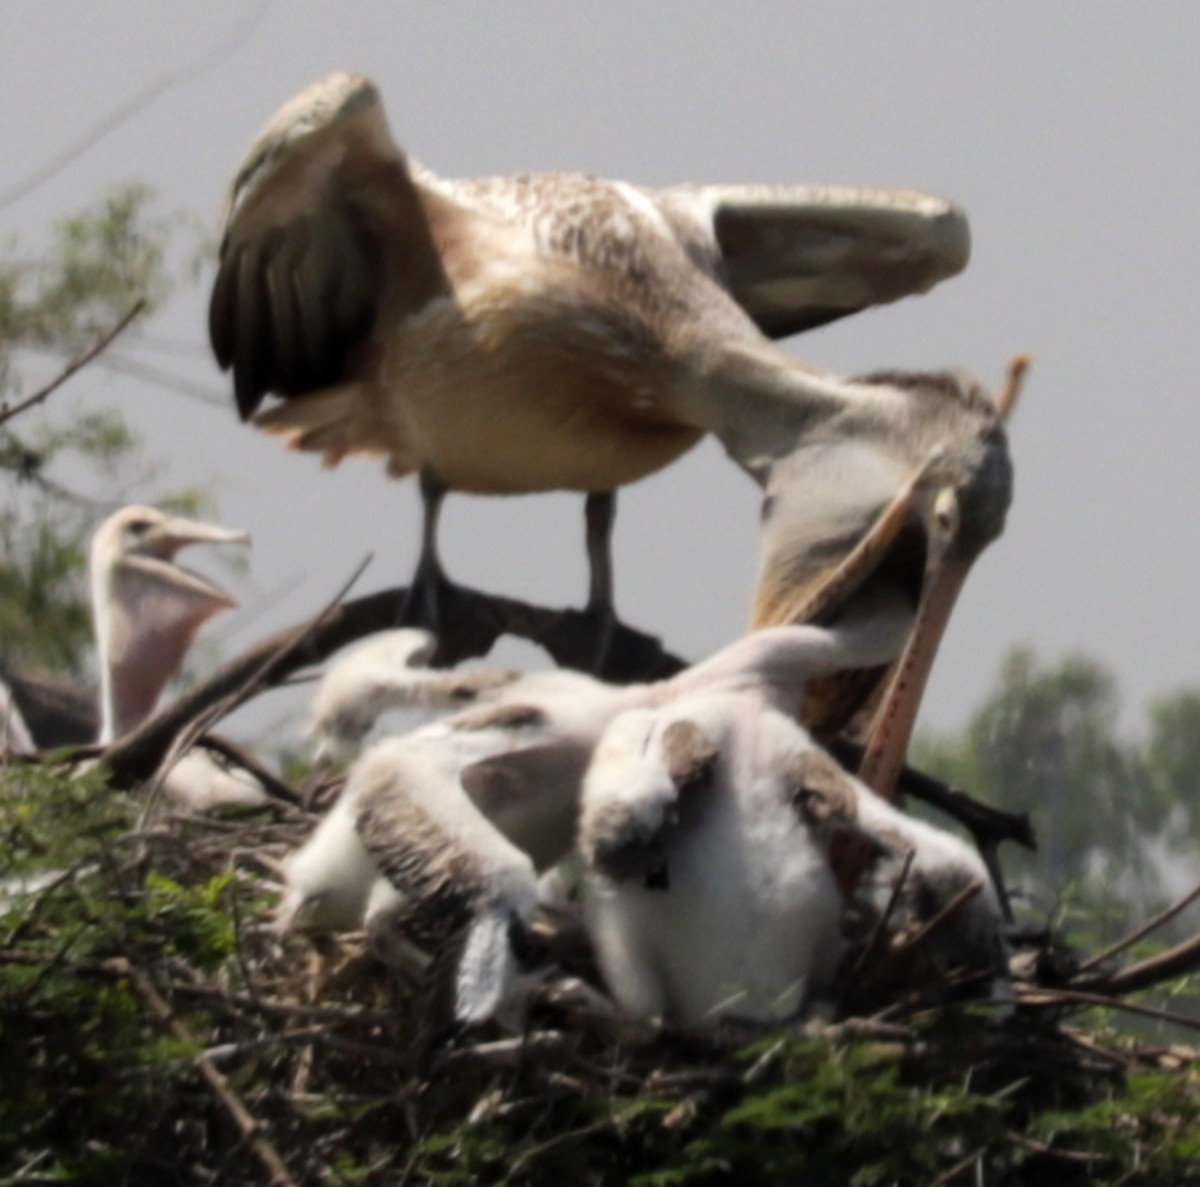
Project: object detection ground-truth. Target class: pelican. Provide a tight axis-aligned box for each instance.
[305,627,518,765]
[342,612,912,1024]
[0,665,96,749]
[90,505,265,809]
[578,685,1005,1026]
[278,628,517,929]
[279,663,628,936]
[209,72,980,658]
[749,362,1020,799]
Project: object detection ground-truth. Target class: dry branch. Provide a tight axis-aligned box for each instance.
[98,582,683,789]
[1077,929,1200,998]
[0,299,146,427]
[1076,876,1200,975]
[101,956,300,1187]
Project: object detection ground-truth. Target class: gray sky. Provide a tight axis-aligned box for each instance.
[3,3,1198,743]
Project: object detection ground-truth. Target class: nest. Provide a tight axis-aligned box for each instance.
[6,586,1200,1184]
[6,774,1200,1187]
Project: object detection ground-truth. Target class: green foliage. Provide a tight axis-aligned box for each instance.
[395,1021,1200,1187]
[916,647,1200,941]
[0,764,202,1184]
[0,186,208,675]
[678,1041,1002,1185]
[6,750,1200,1185]
[0,183,172,373]
[1028,1063,1200,1185]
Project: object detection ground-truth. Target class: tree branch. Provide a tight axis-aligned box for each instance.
[1077,929,1200,998]
[0,299,146,427]
[97,581,683,789]
[102,956,300,1187]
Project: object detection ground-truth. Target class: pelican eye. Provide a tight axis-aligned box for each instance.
[124,518,155,539]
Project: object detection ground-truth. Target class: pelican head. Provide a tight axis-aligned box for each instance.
[91,505,249,743]
[751,361,1022,796]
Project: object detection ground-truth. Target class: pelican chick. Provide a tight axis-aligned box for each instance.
[210,72,974,652]
[355,734,541,1027]
[579,688,1005,1026]
[348,614,912,1025]
[282,664,626,942]
[306,627,519,764]
[276,778,382,932]
[280,632,522,930]
[92,505,248,744]
[90,505,266,810]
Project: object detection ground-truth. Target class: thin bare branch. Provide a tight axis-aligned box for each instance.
[858,878,985,993]
[103,956,300,1187]
[0,300,146,427]
[0,3,273,211]
[137,556,372,822]
[842,848,916,989]
[1016,982,1200,1034]
[1078,929,1200,998]
[1077,875,1200,974]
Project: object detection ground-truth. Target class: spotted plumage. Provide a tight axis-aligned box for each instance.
[209,72,985,680]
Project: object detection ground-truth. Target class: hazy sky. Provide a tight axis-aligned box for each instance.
[3,3,1198,744]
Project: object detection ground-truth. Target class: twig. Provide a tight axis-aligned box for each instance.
[1076,876,1200,974]
[194,734,304,807]
[169,981,393,1028]
[1015,983,1200,1034]
[203,1027,326,1064]
[856,878,984,992]
[1006,1131,1109,1166]
[440,1031,575,1071]
[1077,928,1200,998]
[0,3,273,211]
[929,1145,988,1187]
[137,556,372,822]
[191,554,375,735]
[1109,1143,1171,1187]
[1057,1025,1139,1070]
[0,300,146,426]
[508,1119,612,1179]
[842,848,916,989]
[812,1017,914,1044]
[101,955,299,1187]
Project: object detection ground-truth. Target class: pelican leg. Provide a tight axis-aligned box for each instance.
[582,491,620,671]
[399,467,455,635]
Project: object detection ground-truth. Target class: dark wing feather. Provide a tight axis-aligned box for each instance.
[209,74,447,420]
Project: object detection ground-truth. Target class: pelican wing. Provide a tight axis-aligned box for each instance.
[209,72,449,420]
[0,666,96,748]
[659,184,969,338]
[354,737,538,1024]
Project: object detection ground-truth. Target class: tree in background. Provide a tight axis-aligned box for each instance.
[917,646,1200,946]
[0,184,197,679]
